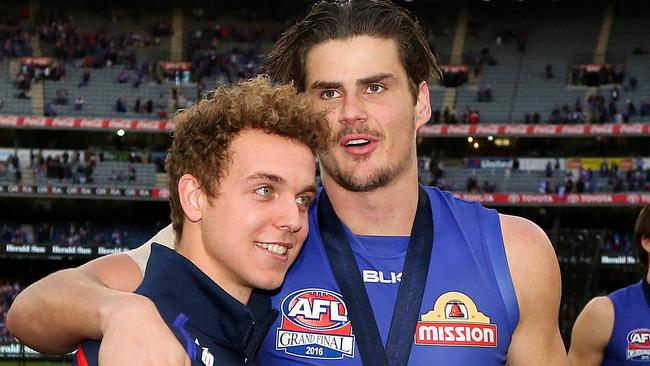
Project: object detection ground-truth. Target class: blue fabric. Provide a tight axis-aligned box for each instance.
[603,280,650,365]
[259,185,519,365]
[73,244,276,366]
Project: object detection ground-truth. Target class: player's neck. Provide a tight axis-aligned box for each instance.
[322,166,420,236]
[177,229,252,304]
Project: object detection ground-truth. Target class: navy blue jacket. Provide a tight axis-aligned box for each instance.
[73,243,278,366]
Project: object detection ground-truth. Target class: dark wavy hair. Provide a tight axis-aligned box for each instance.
[635,205,650,272]
[265,0,442,101]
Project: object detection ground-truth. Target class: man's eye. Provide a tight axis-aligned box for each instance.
[321,89,341,99]
[367,84,385,94]
[255,186,272,196]
[296,195,312,206]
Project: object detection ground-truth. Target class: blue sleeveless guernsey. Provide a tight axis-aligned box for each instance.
[603,280,650,364]
[257,185,519,365]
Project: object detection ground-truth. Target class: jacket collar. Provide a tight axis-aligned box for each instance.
[136,243,278,358]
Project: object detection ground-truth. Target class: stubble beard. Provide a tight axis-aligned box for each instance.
[320,147,414,193]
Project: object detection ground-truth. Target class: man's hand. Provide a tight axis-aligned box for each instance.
[98,293,190,366]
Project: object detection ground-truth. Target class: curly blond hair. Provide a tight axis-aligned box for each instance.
[165,75,330,240]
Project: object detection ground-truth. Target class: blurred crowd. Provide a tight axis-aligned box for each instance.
[1,220,166,247]
[0,280,22,344]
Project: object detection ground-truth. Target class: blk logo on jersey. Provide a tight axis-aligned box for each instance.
[627,329,650,361]
[276,288,355,359]
[415,291,498,347]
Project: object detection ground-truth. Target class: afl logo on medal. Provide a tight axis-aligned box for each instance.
[415,291,498,347]
[276,288,355,359]
[627,329,650,360]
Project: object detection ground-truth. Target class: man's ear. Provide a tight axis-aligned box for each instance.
[642,236,650,254]
[415,81,432,128]
[178,174,203,223]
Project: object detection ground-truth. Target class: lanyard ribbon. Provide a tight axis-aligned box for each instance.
[317,186,434,366]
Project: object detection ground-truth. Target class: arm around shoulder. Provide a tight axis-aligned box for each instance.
[499,214,569,366]
[568,296,614,366]
[6,252,145,354]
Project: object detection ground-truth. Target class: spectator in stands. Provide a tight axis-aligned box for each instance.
[44,103,57,117]
[0,280,22,344]
[477,85,492,102]
[612,64,625,84]
[110,169,125,182]
[443,107,451,123]
[128,165,136,182]
[1,225,11,243]
[117,69,129,84]
[93,232,106,245]
[629,76,638,91]
[12,227,27,243]
[36,223,54,243]
[57,232,68,245]
[609,174,624,192]
[545,63,553,79]
[611,86,620,102]
[482,180,496,193]
[15,89,30,99]
[600,160,609,177]
[78,70,90,88]
[462,107,471,123]
[175,93,190,109]
[145,99,153,114]
[116,98,127,113]
[524,113,531,124]
[466,176,479,192]
[575,178,585,193]
[428,109,439,124]
[430,159,445,182]
[468,109,480,124]
[74,97,84,111]
[539,180,547,194]
[8,154,21,182]
[565,177,574,193]
[53,88,68,105]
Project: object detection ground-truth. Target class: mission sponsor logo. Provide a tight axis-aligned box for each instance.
[627,329,650,361]
[415,291,497,347]
[276,288,355,359]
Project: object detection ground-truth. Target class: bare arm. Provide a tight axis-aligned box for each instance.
[500,214,569,366]
[6,225,188,365]
[568,297,614,366]
[6,253,145,353]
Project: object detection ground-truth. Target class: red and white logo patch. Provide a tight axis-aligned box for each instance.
[415,291,498,347]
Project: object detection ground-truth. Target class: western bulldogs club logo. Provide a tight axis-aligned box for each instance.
[276,288,355,359]
[415,291,498,347]
[627,329,650,361]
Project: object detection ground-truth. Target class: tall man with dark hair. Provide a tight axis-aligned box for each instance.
[569,205,650,365]
[8,1,567,365]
